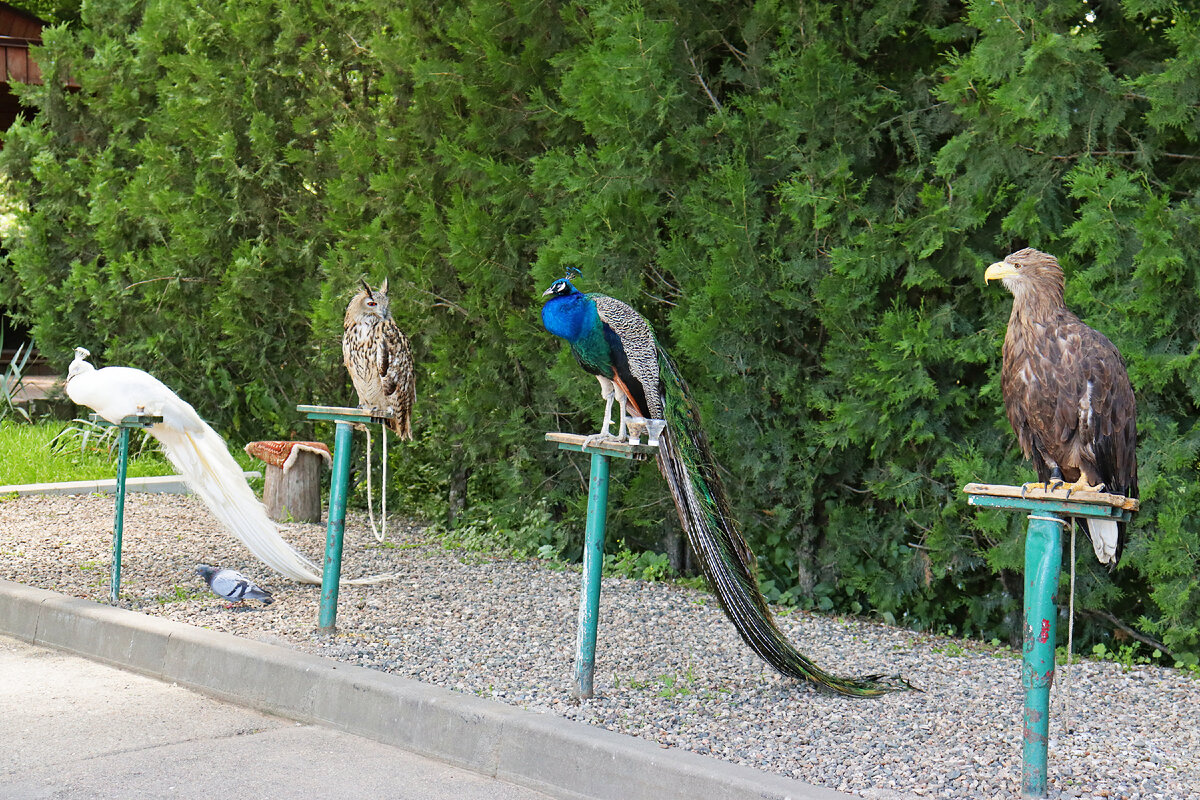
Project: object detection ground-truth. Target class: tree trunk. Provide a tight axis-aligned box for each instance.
[262,452,324,523]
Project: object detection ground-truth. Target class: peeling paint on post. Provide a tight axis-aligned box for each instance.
[299,404,406,633]
[1022,512,1064,798]
[573,451,610,699]
[110,426,130,605]
[545,432,659,700]
[88,413,163,606]
[963,483,1138,800]
[318,419,354,632]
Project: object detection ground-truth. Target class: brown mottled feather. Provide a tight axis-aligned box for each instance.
[988,248,1137,564]
[343,278,415,440]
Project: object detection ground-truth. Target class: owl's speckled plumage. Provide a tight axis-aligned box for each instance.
[343,279,415,440]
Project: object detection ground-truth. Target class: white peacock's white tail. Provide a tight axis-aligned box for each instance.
[66,348,394,585]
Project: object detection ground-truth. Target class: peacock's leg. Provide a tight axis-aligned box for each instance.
[582,376,618,449]
[614,392,630,440]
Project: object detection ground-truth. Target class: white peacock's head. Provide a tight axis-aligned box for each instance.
[67,347,95,381]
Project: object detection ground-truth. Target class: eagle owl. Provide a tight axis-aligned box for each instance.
[343,278,415,440]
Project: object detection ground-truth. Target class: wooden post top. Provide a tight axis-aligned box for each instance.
[297,404,398,426]
[88,413,164,429]
[545,431,658,461]
[963,482,1138,522]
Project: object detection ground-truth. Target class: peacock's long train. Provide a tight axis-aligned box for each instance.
[66,347,391,586]
[541,279,913,697]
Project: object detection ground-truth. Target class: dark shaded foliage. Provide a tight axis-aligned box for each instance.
[2,0,1197,661]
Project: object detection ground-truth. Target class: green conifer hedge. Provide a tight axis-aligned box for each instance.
[2,0,1197,661]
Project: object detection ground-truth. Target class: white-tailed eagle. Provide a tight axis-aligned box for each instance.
[985,248,1138,566]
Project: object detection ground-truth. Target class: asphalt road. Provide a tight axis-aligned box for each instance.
[0,635,555,800]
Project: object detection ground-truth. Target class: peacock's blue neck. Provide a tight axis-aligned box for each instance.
[542,287,614,375]
[541,288,596,343]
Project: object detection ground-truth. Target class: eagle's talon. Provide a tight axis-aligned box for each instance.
[1064,478,1106,497]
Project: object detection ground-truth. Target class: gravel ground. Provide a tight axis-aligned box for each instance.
[1,492,1197,800]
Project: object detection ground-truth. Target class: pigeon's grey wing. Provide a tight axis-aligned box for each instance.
[210,570,249,600]
[244,585,273,603]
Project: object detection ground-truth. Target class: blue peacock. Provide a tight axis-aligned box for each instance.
[541,277,913,697]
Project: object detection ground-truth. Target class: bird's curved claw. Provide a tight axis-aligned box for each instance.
[1063,479,1105,499]
[581,431,618,451]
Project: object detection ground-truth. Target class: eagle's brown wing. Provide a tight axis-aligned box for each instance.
[1078,325,1138,498]
[1001,309,1137,498]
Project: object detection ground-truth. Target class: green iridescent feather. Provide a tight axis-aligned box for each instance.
[654,345,913,697]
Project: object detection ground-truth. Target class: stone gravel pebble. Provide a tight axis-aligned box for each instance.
[1,492,1197,800]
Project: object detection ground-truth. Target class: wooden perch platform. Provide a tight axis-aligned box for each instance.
[297,404,398,426]
[963,482,1139,522]
[89,413,163,428]
[545,432,658,461]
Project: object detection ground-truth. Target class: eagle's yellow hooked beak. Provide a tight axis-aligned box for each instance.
[984,260,1018,283]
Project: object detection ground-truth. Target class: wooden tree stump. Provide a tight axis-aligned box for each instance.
[244,441,332,523]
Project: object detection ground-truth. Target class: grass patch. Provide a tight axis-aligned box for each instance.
[0,420,176,485]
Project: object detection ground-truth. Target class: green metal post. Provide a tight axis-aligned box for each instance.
[1021,511,1065,799]
[109,426,131,605]
[573,451,611,699]
[318,419,354,632]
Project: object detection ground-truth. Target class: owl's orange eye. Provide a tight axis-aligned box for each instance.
[366,300,377,307]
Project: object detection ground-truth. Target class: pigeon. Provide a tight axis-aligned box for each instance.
[195,564,274,606]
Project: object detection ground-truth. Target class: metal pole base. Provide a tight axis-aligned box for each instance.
[1021,512,1065,798]
[318,420,354,632]
[572,451,610,699]
[964,482,1137,800]
[110,426,130,605]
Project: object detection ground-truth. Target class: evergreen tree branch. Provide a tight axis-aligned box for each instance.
[1077,608,1173,657]
[1018,145,1200,162]
[682,39,721,113]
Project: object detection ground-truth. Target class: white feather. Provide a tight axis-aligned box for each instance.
[66,351,397,585]
[67,350,323,583]
[1085,518,1120,565]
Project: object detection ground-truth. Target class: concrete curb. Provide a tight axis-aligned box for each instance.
[0,579,851,800]
[0,472,261,497]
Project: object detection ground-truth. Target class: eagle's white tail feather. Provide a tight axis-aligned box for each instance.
[1085,518,1120,565]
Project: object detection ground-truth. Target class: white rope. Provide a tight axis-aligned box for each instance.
[1062,518,1077,735]
[365,425,388,542]
[1028,514,1067,526]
